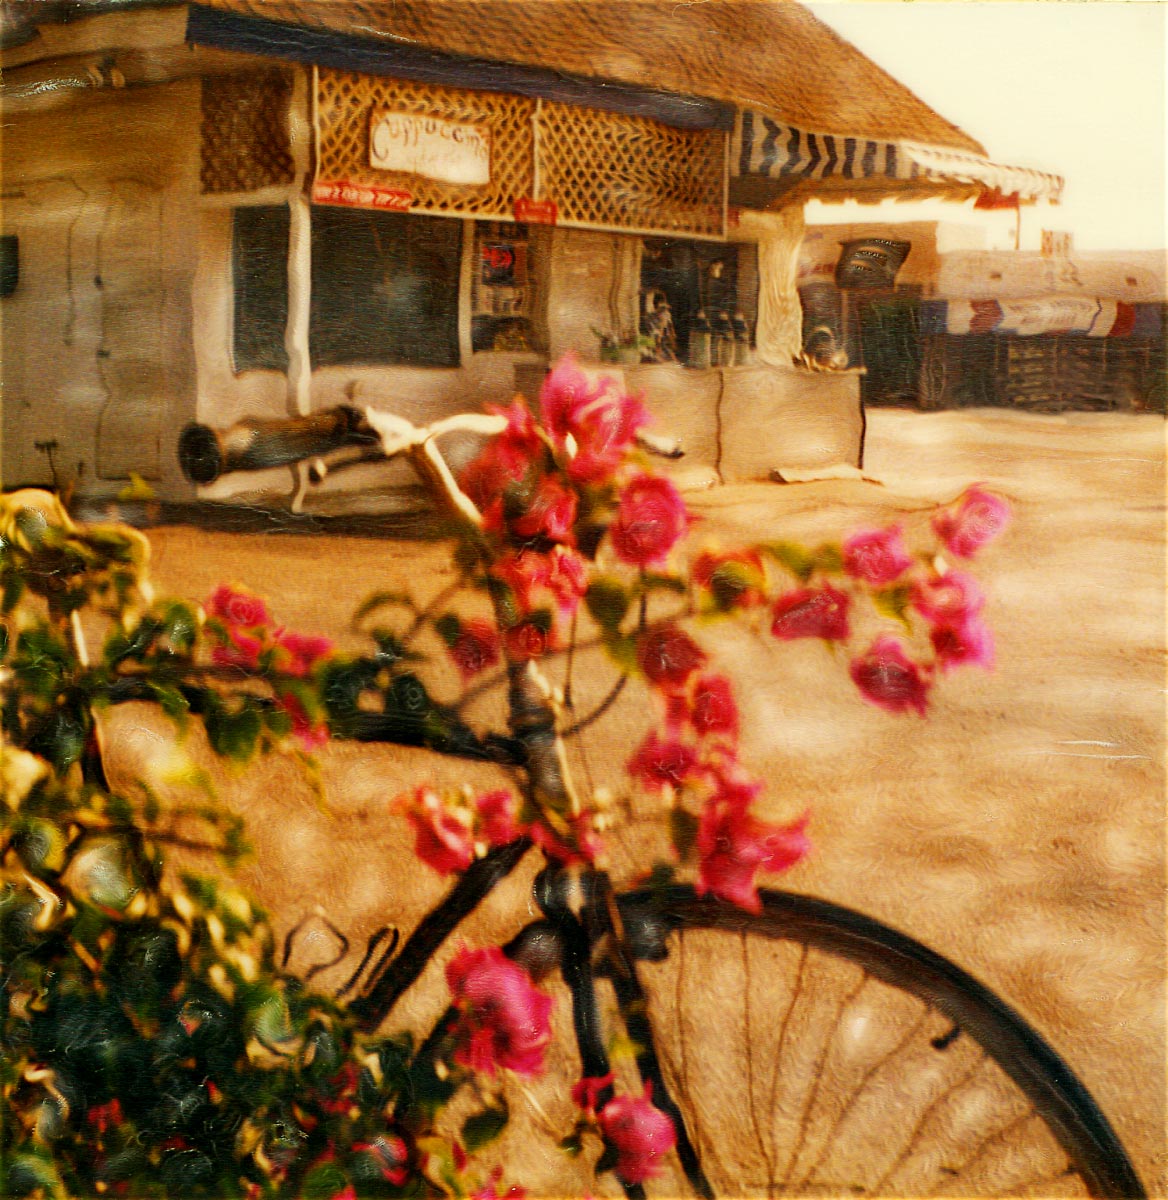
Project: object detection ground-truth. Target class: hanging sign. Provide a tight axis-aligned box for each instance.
[514,198,557,225]
[369,110,490,186]
[312,180,413,211]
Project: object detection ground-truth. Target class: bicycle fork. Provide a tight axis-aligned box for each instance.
[532,866,716,1200]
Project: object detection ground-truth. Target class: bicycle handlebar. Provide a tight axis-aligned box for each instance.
[177,407,380,484]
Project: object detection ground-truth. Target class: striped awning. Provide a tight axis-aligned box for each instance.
[735,112,1063,203]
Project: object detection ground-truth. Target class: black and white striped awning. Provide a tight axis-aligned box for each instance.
[735,112,1063,203]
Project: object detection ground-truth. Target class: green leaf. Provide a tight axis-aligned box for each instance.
[585,577,630,632]
[352,590,415,627]
[873,583,914,627]
[148,681,190,726]
[559,1130,584,1157]
[635,571,688,596]
[670,807,700,862]
[434,612,461,647]
[462,1099,510,1151]
[813,543,844,573]
[160,601,198,653]
[761,540,815,582]
[205,699,262,762]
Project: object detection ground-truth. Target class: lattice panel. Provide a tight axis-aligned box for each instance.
[315,70,534,218]
[536,101,726,238]
[201,70,294,195]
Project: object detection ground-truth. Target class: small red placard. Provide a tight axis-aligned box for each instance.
[312,180,413,211]
[514,198,558,225]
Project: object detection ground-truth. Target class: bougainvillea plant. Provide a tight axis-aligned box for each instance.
[1,355,1008,1197]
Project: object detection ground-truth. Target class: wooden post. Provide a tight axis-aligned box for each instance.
[286,66,314,509]
[730,205,805,366]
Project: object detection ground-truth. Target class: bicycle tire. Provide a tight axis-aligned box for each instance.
[600,885,1145,1199]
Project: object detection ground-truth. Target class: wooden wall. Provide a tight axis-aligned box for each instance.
[1,80,201,497]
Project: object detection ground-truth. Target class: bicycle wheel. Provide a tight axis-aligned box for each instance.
[601,886,1144,1199]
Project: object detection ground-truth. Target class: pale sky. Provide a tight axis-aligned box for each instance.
[803,1,1167,252]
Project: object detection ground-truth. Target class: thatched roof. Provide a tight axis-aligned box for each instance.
[193,0,985,154]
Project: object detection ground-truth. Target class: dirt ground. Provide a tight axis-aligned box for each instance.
[101,407,1166,1195]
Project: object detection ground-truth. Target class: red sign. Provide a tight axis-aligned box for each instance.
[515,198,557,225]
[313,179,413,211]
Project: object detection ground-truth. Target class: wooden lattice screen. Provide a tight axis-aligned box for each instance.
[314,69,535,219]
[201,70,295,195]
[535,100,727,239]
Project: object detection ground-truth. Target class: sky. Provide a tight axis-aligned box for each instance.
[802,1,1167,252]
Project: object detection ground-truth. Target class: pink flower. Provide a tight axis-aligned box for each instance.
[932,486,1011,559]
[445,946,553,1078]
[912,570,985,625]
[692,547,767,610]
[540,354,648,483]
[770,585,850,641]
[472,1169,526,1200]
[491,552,549,615]
[476,789,526,848]
[278,691,330,751]
[448,619,501,681]
[275,629,334,677]
[400,786,474,876]
[353,1135,411,1186]
[637,624,707,692]
[509,474,578,545]
[504,619,551,661]
[842,525,913,586]
[461,399,543,511]
[572,1072,615,1116]
[527,811,604,866]
[544,546,588,618]
[211,627,265,671]
[697,785,810,913]
[598,1085,677,1184]
[329,1186,357,1200]
[931,617,995,673]
[206,584,270,629]
[609,474,689,568]
[689,674,739,740]
[849,636,931,716]
[628,731,700,792]
[87,1098,123,1133]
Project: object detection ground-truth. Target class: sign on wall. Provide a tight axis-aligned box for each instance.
[369,110,490,186]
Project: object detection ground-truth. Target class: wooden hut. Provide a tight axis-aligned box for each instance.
[0,0,1063,505]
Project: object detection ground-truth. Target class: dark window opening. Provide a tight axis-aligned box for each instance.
[1,235,19,298]
[310,207,461,368]
[232,205,290,372]
[639,239,757,363]
[472,221,535,353]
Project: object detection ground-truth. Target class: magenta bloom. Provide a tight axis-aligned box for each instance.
[931,617,995,673]
[540,354,648,482]
[445,946,553,1078]
[696,786,810,913]
[206,583,270,629]
[842,525,912,586]
[932,486,1011,559]
[770,585,850,641]
[628,731,700,792]
[609,474,689,568]
[275,629,335,677]
[692,547,767,610]
[401,787,474,876]
[637,624,707,692]
[448,618,501,681]
[849,636,931,716]
[544,546,588,618]
[689,674,740,740]
[475,789,526,848]
[509,474,578,545]
[912,570,984,625]
[211,627,265,671]
[460,398,543,511]
[571,1072,616,1116]
[598,1086,677,1184]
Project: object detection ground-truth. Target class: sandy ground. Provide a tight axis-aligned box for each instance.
[101,408,1165,1195]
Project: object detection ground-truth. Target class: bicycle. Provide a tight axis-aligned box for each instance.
[176,398,1146,1199]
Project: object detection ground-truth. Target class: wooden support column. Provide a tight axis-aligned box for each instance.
[285,66,313,508]
[731,204,805,366]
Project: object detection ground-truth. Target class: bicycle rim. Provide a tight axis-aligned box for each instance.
[611,886,1144,1199]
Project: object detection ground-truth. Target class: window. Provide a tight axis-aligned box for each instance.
[471,221,536,353]
[232,206,290,371]
[230,205,462,372]
[640,239,759,362]
[310,208,461,368]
